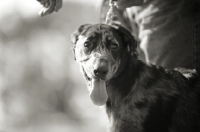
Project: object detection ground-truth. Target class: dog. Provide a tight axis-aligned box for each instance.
[71,23,200,132]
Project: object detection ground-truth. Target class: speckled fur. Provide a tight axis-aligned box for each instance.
[71,24,200,132]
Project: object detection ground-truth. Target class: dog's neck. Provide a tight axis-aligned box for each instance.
[106,53,145,106]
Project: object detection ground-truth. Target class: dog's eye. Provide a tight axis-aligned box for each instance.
[84,42,91,48]
[111,43,118,49]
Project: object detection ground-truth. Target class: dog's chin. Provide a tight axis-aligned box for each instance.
[83,70,108,106]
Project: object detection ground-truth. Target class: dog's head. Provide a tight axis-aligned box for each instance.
[71,24,137,106]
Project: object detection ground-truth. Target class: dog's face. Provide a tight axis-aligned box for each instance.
[71,24,137,106]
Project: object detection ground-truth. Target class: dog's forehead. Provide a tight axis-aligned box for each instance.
[81,25,119,43]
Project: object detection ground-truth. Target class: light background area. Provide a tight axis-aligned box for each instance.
[0,0,109,132]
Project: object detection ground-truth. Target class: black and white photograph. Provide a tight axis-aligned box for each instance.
[0,0,200,132]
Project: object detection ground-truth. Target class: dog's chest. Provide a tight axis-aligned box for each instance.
[106,98,149,132]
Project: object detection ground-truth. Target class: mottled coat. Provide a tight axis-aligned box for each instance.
[71,23,200,132]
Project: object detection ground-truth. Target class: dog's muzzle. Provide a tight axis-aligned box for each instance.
[93,58,108,80]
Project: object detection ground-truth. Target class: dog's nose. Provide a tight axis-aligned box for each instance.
[93,59,108,78]
[94,66,108,77]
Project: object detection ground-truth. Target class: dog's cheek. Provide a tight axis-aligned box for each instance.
[106,60,119,80]
[83,62,93,78]
[75,48,85,62]
[113,60,120,76]
[110,50,119,61]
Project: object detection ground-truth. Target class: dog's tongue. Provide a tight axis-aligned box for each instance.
[89,79,108,106]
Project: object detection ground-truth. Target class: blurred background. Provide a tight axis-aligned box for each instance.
[0,0,109,132]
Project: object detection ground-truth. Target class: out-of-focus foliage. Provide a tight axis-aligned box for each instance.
[0,0,108,132]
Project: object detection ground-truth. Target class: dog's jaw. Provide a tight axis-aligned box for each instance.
[80,65,108,106]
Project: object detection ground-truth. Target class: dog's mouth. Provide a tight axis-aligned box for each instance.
[83,69,92,82]
[82,67,108,106]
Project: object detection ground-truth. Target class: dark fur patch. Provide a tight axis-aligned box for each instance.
[143,95,177,132]
[135,98,148,109]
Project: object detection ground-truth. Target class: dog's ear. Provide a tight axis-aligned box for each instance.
[111,23,138,58]
[71,24,92,60]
